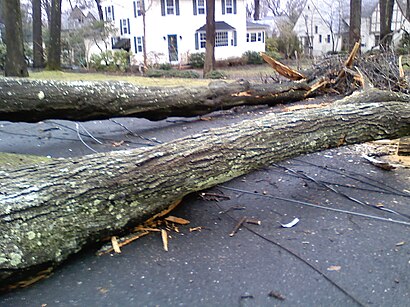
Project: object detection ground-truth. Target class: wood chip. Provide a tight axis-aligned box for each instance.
[165,216,190,225]
[161,229,169,252]
[111,236,121,254]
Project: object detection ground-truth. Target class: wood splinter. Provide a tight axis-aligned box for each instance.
[229,216,247,237]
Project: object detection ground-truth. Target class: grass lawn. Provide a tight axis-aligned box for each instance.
[29,70,211,87]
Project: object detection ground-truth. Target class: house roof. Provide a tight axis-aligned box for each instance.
[246,21,269,30]
[196,21,235,32]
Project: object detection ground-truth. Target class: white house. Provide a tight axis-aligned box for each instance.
[293,0,410,56]
[100,0,266,65]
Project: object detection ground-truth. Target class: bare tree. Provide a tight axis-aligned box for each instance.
[32,0,45,68]
[349,0,361,50]
[47,0,62,70]
[1,0,29,76]
[265,0,282,16]
[203,0,215,76]
[379,0,394,48]
[285,0,305,25]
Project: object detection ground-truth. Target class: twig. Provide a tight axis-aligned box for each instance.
[229,216,247,237]
[75,123,98,153]
[110,119,162,144]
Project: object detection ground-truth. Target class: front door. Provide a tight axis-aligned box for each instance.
[167,34,178,62]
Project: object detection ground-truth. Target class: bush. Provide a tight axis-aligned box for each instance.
[397,33,410,55]
[264,50,282,60]
[189,52,205,68]
[159,62,172,70]
[205,70,228,79]
[145,69,200,78]
[243,51,264,64]
[89,50,131,72]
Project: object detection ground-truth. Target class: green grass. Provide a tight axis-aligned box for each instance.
[29,71,211,87]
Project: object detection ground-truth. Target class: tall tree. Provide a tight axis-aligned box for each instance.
[95,0,104,20]
[1,0,29,77]
[349,0,361,50]
[379,0,394,48]
[203,0,215,77]
[47,0,62,70]
[254,0,260,20]
[32,0,45,68]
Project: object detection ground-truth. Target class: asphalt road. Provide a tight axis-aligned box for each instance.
[0,105,409,306]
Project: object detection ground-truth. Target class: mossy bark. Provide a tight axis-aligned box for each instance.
[1,97,410,286]
[0,78,309,122]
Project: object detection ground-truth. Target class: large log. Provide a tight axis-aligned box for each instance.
[1,92,410,286]
[0,78,310,122]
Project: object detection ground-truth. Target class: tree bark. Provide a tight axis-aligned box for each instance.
[0,78,310,122]
[94,0,104,21]
[379,0,394,48]
[349,0,361,50]
[203,0,215,77]
[47,0,62,70]
[2,0,29,77]
[32,0,45,69]
[1,91,410,286]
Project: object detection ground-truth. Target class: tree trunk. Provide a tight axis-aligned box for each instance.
[349,0,361,50]
[203,0,215,77]
[1,92,410,286]
[2,0,29,77]
[0,78,311,122]
[94,0,104,21]
[47,0,62,70]
[379,0,394,49]
[32,0,45,69]
[254,0,260,20]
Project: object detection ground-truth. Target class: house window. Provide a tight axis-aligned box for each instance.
[215,31,228,47]
[200,32,206,48]
[105,5,115,21]
[226,0,233,13]
[194,0,205,14]
[315,26,318,34]
[246,33,249,42]
[134,36,144,53]
[166,0,175,14]
[250,33,257,42]
[134,0,142,17]
[257,32,262,42]
[319,34,322,43]
[327,34,331,43]
[121,19,130,35]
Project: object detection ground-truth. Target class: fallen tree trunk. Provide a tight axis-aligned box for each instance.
[1,92,410,286]
[0,78,310,122]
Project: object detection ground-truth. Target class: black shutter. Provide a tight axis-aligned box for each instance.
[161,0,166,15]
[233,0,237,14]
[234,30,237,46]
[195,33,199,50]
[120,20,123,35]
[193,0,197,15]
[221,0,225,14]
[105,7,108,20]
[134,37,137,53]
[133,1,137,17]
[176,0,180,15]
[112,5,115,20]
[127,18,130,34]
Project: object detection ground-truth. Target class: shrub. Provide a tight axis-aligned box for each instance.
[189,52,205,68]
[159,62,172,70]
[264,50,282,60]
[205,70,228,79]
[397,33,410,55]
[145,69,200,78]
[243,51,264,64]
[89,50,131,72]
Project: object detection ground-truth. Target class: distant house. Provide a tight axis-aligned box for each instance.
[293,0,410,56]
[100,0,266,65]
[63,5,98,30]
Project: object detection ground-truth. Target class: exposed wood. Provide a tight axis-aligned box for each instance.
[261,53,306,81]
[398,137,410,156]
[1,90,410,287]
[0,78,310,123]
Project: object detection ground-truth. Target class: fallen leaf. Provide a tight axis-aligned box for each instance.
[396,241,406,246]
[165,216,190,225]
[280,218,299,228]
[327,265,341,272]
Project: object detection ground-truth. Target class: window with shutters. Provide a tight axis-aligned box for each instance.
[121,19,129,34]
[166,0,175,14]
[226,0,233,14]
[197,0,205,14]
[105,5,115,21]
